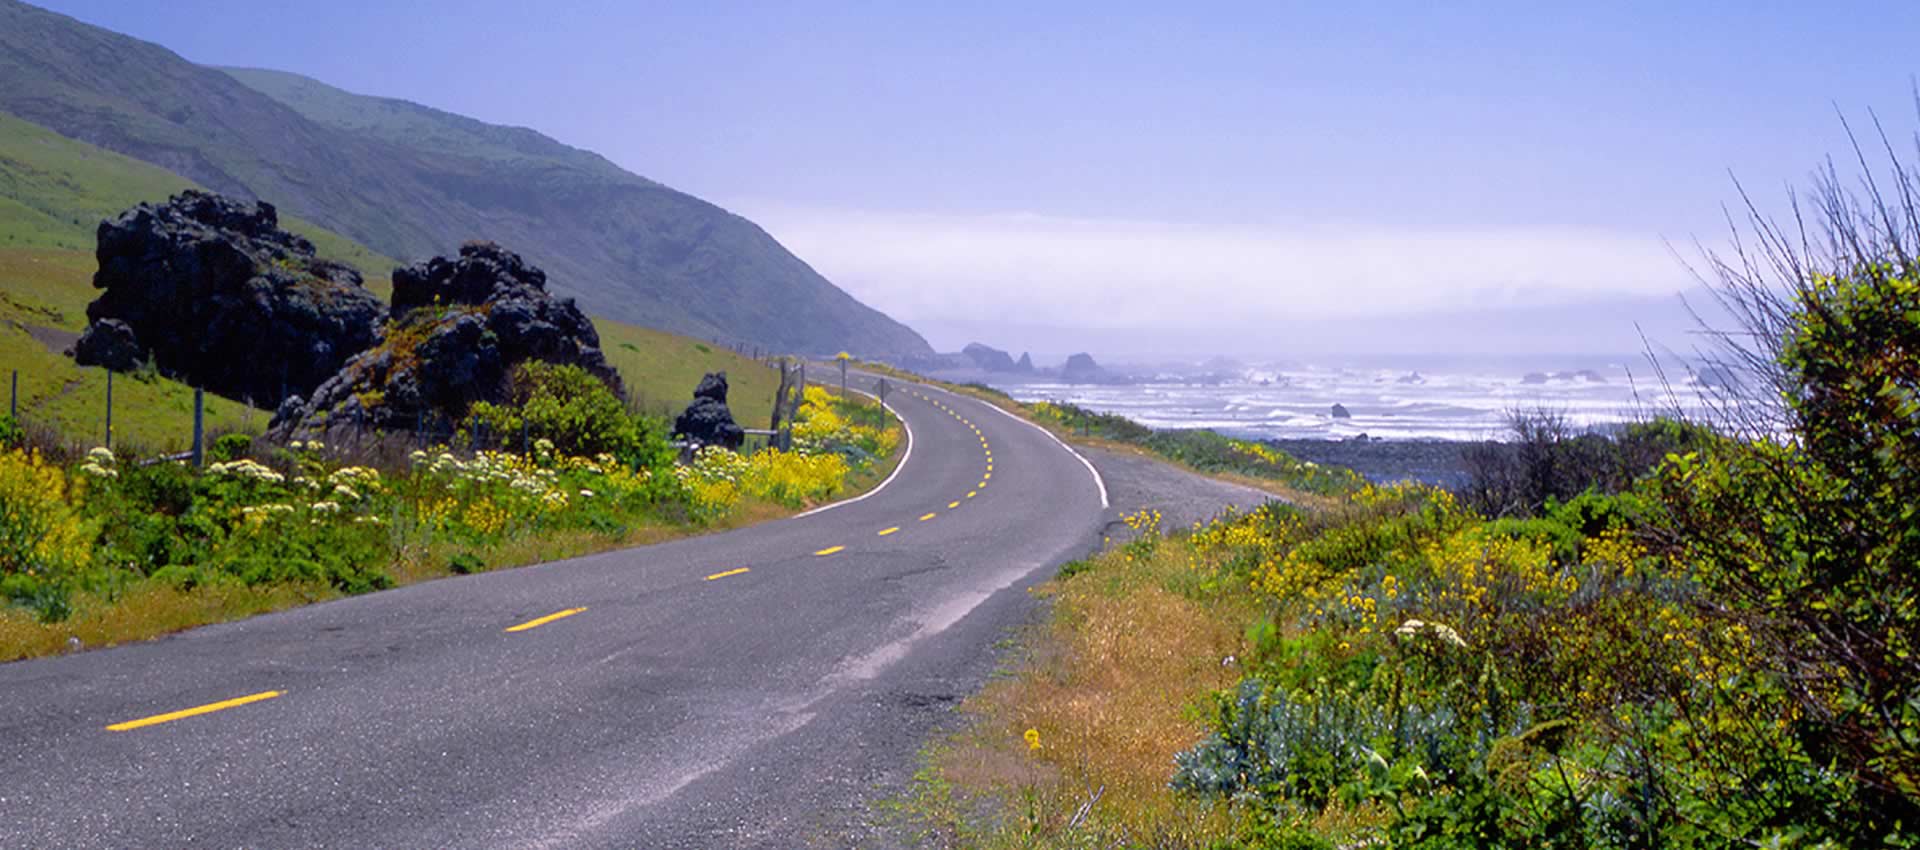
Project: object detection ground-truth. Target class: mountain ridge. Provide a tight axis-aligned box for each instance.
[0,0,930,356]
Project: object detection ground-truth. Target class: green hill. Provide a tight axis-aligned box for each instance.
[0,111,400,278]
[0,110,777,448]
[0,0,930,357]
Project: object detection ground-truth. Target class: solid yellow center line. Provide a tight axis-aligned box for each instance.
[505,607,588,632]
[815,545,846,556]
[106,690,283,732]
[878,526,900,536]
[919,512,937,521]
[705,567,750,581]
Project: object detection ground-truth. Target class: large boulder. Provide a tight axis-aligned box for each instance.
[673,371,746,449]
[270,241,622,439]
[70,318,142,371]
[79,190,384,405]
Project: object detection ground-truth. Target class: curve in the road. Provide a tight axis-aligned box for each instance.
[0,373,1113,849]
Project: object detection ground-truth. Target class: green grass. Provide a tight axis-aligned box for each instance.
[0,110,401,282]
[0,245,267,450]
[0,108,776,447]
[595,319,780,425]
[0,320,264,451]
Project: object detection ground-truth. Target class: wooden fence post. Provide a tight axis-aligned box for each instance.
[191,388,205,467]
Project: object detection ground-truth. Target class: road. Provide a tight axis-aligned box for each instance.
[0,375,1268,848]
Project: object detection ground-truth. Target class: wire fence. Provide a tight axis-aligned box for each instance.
[2,364,800,467]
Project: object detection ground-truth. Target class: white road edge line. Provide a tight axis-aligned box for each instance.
[794,383,915,518]
[964,389,1110,510]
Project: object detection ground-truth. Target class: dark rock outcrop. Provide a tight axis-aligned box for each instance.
[78,190,384,405]
[1060,352,1107,384]
[70,318,142,371]
[673,371,746,449]
[1015,352,1034,373]
[962,342,1018,372]
[270,242,622,438]
[1331,403,1353,419]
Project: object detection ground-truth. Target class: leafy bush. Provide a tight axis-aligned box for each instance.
[209,432,253,463]
[1653,270,1920,828]
[0,448,95,620]
[470,361,661,464]
[0,414,23,450]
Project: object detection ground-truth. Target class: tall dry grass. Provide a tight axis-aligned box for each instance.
[909,523,1261,848]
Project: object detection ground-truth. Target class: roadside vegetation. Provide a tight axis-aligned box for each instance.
[901,130,1920,847]
[0,371,899,660]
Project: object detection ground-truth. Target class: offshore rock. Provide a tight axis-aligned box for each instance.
[270,242,622,439]
[80,190,383,405]
[1060,352,1107,384]
[962,342,1018,372]
[674,371,745,449]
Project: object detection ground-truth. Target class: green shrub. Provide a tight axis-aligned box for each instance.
[469,361,669,466]
[1655,268,1920,827]
[209,433,253,463]
[448,552,484,575]
[0,414,22,450]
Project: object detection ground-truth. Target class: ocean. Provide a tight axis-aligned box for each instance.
[985,356,1695,443]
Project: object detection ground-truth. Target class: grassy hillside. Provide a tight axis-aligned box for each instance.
[0,243,777,443]
[0,92,778,448]
[597,321,780,425]
[0,1,931,357]
[0,110,402,280]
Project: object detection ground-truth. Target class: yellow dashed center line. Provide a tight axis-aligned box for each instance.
[878,526,900,536]
[919,512,937,521]
[505,607,588,632]
[815,545,846,556]
[967,491,978,499]
[107,690,283,732]
[984,471,992,480]
[705,567,750,581]
[949,500,961,509]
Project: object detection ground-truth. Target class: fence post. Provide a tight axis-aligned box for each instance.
[104,369,113,449]
[191,388,205,467]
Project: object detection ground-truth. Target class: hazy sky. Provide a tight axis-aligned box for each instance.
[34,1,1920,354]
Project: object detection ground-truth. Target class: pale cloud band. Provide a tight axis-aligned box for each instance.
[743,205,1693,331]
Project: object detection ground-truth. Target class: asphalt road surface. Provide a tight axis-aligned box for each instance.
[0,375,1270,848]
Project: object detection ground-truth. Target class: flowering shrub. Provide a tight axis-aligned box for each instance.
[793,386,899,464]
[681,444,850,512]
[0,449,97,620]
[1168,464,1884,846]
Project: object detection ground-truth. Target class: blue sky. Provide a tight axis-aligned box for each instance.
[33,1,1920,354]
